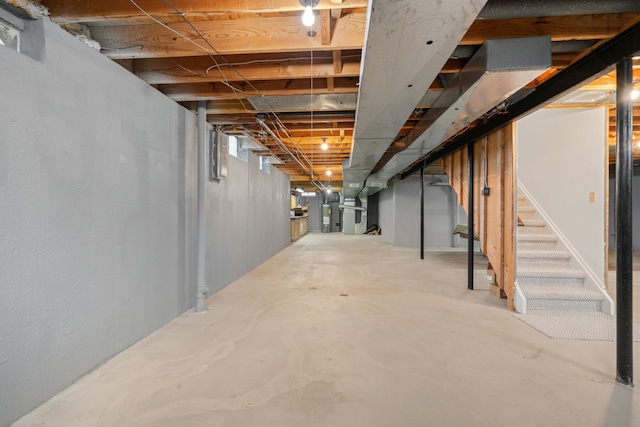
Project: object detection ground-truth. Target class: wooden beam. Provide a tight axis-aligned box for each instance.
[133,57,361,84]
[461,13,640,45]
[327,77,335,91]
[333,50,343,74]
[320,9,332,46]
[90,13,366,59]
[45,0,368,24]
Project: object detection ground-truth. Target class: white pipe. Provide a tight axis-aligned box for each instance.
[338,204,367,211]
[195,101,209,312]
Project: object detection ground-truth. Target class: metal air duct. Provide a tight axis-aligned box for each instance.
[363,36,552,194]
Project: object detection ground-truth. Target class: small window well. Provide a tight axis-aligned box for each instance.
[0,18,20,51]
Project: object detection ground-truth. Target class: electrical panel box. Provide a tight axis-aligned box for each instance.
[210,130,228,180]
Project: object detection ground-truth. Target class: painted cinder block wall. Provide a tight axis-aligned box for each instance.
[378,175,467,248]
[0,18,289,427]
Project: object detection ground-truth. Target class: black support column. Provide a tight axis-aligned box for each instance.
[616,57,634,386]
[468,143,474,290]
[420,161,425,260]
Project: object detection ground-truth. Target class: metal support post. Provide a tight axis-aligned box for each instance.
[420,161,425,260]
[615,57,633,386]
[468,143,474,290]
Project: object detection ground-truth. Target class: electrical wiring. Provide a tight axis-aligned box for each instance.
[129,0,317,178]
[128,0,251,108]
[128,0,210,55]
[209,54,360,68]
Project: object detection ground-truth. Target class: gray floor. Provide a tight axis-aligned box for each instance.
[13,233,640,426]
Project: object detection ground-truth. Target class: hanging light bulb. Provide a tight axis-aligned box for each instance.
[326,170,332,176]
[302,5,314,27]
[321,142,328,150]
[631,89,639,100]
[299,0,319,27]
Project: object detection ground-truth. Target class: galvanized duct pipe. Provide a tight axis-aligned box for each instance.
[478,0,640,20]
[195,101,209,313]
[449,40,597,61]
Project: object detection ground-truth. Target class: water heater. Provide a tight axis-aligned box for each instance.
[321,204,331,233]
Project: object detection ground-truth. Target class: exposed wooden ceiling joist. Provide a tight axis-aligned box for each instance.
[40,0,640,190]
[461,13,639,44]
[90,13,366,59]
[133,54,361,84]
[44,0,369,24]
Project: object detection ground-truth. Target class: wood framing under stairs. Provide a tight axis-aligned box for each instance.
[443,124,516,309]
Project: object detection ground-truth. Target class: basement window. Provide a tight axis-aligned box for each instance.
[228,135,238,157]
[0,18,20,51]
[259,156,271,174]
[228,135,248,162]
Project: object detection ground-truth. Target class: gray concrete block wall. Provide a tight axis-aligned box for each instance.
[206,153,290,295]
[0,18,289,427]
[377,176,462,248]
[378,186,396,243]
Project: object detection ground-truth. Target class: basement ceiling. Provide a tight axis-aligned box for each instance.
[37,0,640,191]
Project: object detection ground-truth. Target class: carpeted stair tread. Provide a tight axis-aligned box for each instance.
[517,234,557,242]
[521,219,545,227]
[518,249,571,260]
[518,266,586,279]
[519,284,604,301]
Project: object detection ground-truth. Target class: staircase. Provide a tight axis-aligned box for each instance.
[516,194,606,313]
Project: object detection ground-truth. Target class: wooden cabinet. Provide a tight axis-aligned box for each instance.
[290,216,308,242]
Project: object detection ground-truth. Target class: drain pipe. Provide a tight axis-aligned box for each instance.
[195,101,209,312]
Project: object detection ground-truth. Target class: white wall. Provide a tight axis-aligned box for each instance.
[0,18,289,427]
[517,107,607,286]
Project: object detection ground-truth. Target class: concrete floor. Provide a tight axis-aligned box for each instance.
[13,233,640,426]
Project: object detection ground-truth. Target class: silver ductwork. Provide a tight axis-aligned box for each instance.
[247,94,357,113]
[342,0,635,198]
[342,0,488,198]
[363,36,551,194]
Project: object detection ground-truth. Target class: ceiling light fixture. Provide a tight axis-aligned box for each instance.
[631,89,639,100]
[326,169,332,176]
[321,136,328,151]
[299,0,319,27]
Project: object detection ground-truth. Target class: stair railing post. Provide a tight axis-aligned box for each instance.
[615,57,633,386]
[468,142,475,290]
